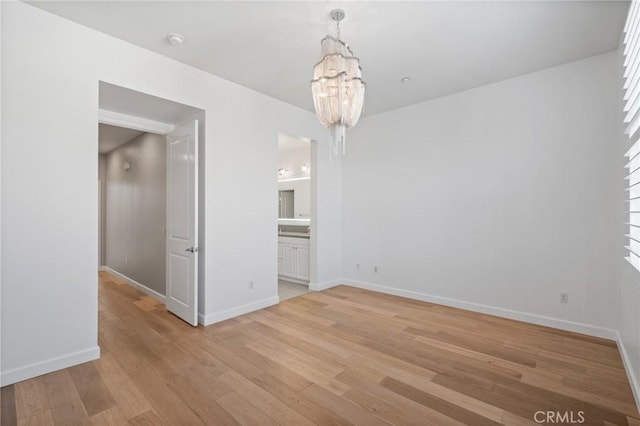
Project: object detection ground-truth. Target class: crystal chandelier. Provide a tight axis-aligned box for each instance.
[311,9,366,155]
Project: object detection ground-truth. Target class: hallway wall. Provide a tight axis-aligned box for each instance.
[105,132,166,295]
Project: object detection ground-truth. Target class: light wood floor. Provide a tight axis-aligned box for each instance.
[2,272,639,425]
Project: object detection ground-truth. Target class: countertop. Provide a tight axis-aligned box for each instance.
[279,232,310,239]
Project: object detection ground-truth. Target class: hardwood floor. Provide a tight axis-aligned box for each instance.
[2,271,639,425]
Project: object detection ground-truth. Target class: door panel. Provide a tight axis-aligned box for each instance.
[166,120,198,326]
[169,253,190,304]
[282,244,296,277]
[169,140,190,240]
[296,246,309,280]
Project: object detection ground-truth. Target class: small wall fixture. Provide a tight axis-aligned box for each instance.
[167,33,185,45]
[123,162,131,171]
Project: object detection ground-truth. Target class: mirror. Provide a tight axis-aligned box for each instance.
[278,132,310,221]
[278,178,310,219]
[279,190,294,218]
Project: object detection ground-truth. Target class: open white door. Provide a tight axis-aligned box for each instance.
[166,120,198,326]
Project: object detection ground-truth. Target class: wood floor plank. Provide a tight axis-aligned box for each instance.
[2,384,18,426]
[250,373,352,426]
[127,411,167,426]
[49,403,90,426]
[88,407,127,426]
[343,386,432,426]
[629,416,640,426]
[13,377,49,420]
[41,370,89,425]
[120,362,204,425]
[302,384,393,426]
[4,273,639,425]
[381,376,503,426]
[211,331,314,392]
[216,392,279,426]
[127,410,166,426]
[247,339,350,396]
[17,409,55,426]
[68,363,116,416]
[336,370,465,426]
[91,352,153,420]
[218,370,316,426]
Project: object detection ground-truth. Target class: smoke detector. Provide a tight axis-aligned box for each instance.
[167,33,184,45]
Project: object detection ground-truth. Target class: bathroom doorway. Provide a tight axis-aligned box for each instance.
[277,133,312,301]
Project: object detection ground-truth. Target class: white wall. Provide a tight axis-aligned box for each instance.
[1,2,342,384]
[105,132,166,295]
[310,141,343,290]
[279,146,311,180]
[343,52,621,335]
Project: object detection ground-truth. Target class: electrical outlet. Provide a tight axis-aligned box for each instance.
[560,292,569,304]
[373,265,378,273]
[248,281,254,290]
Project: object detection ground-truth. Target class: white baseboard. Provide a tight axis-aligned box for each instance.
[198,296,279,326]
[616,331,640,411]
[98,265,106,272]
[309,279,342,291]
[103,266,166,303]
[342,279,618,340]
[1,346,100,386]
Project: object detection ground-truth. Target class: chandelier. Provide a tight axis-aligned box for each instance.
[311,9,366,155]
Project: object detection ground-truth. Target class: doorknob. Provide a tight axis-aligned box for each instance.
[185,247,199,253]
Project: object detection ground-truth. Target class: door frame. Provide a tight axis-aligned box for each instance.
[97,109,203,324]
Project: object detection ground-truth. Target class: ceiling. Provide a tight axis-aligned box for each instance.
[98,124,144,154]
[31,1,629,116]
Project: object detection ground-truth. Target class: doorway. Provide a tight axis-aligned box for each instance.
[98,82,204,325]
[277,133,313,301]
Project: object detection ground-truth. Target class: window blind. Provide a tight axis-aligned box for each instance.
[625,0,640,271]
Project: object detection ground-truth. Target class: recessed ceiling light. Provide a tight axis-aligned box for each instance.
[167,33,184,46]
[400,77,412,83]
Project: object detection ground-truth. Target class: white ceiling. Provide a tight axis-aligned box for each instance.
[98,123,144,154]
[31,1,629,116]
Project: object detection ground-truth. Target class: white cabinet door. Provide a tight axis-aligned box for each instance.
[278,237,310,282]
[295,245,309,280]
[281,244,296,277]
